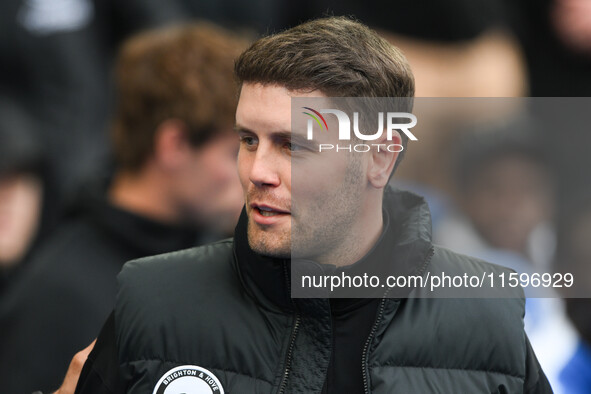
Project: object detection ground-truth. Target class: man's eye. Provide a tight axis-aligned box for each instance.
[240,136,257,146]
[287,142,303,152]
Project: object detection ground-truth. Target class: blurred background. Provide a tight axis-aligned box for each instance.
[1,0,590,392]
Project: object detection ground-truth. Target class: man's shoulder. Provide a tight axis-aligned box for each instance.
[431,244,517,276]
[118,238,235,284]
[123,237,235,265]
[113,238,268,365]
[115,238,238,305]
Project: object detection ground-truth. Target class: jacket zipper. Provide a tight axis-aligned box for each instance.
[278,313,301,394]
[361,246,435,394]
[278,259,300,394]
[362,296,387,394]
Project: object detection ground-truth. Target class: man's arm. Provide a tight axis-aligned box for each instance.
[523,334,554,394]
[74,312,125,394]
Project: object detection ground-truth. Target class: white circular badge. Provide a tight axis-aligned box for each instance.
[152,365,224,394]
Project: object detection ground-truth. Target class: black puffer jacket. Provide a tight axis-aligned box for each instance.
[76,188,552,393]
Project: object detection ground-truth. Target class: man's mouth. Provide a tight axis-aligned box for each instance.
[250,203,290,222]
[258,206,281,217]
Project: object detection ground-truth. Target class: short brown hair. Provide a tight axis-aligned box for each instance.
[112,23,247,171]
[234,16,415,171]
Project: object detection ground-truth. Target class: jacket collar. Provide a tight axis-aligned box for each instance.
[233,186,433,313]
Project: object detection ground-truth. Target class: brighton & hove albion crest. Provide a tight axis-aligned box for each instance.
[153,365,224,394]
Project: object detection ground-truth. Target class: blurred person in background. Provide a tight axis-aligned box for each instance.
[0,0,299,217]
[434,120,577,392]
[438,121,555,268]
[555,194,591,394]
[0,23,246,394]
[0,96,51,296]
[0,93,62,299]
[0,0,195,217]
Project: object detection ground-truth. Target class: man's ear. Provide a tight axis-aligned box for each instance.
[153,119,192,170]
[367,130,402,188]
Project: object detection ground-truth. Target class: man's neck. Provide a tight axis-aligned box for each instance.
[108,169,178,224]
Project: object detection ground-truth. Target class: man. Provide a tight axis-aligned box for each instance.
[0,23,245,394]
[74,17,552,393]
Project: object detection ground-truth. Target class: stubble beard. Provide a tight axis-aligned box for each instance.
[291,157,365,262]
[247,219,291,258]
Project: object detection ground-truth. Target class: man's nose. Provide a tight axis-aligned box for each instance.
[249,148,281,188]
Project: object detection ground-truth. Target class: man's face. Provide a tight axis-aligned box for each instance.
[235,83,367,260]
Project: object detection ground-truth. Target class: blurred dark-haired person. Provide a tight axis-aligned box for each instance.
[73,17,551,394]
[0,23,245,394]
[0,97,48,295]
[437,121,556,270]
[0,0,194,214]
